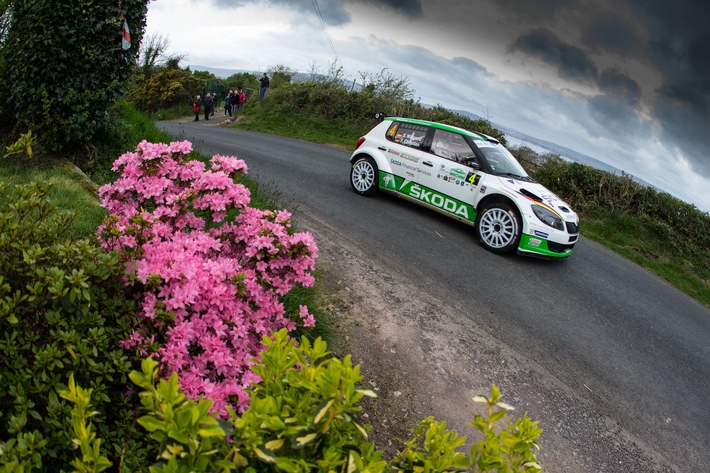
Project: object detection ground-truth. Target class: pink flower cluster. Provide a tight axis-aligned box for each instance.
[96,140,318,415]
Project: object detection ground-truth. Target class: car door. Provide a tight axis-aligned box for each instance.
[378,121,429,192]
[415,128,485,224]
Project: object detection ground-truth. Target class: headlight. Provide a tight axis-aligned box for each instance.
[532,205,564,230]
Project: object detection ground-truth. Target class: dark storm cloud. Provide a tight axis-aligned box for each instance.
[587,95,643,135]
[512,29,598,83]
[497,0,574,21]
[620,0,710,177]
[598,70,640,103]
[211,0,422,25]
[580,10,644,56]
[512,28,643,103]
[366,0,423,17]
[624,0,710,112]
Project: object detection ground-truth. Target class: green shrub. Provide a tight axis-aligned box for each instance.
[0,181,150,471]
[0,0,149,152]
[82,329,542,472]
[128,68,203,114]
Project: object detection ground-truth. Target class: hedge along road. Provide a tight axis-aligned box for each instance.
[156,118,710,472]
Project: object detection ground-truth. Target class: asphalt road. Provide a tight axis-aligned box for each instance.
[155,118,710,471]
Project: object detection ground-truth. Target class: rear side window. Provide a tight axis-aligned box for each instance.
[386,122,428,150]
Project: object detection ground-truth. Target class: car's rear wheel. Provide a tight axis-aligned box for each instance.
[476,202,522,254]
[350,156,378,196]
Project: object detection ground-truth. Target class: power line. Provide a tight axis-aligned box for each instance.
[312,0,337,58]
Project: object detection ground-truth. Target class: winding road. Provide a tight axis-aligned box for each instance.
[156,118,710,472]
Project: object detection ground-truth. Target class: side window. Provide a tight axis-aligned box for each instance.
[430,129,478,165]
[386,122,428,150]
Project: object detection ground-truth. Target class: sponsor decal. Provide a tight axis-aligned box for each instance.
[418,169,432,177]
[390,159,418,171]
[407,183,471,219]
[529,238,542,248]
[534,230,549,238]
[399,152,420,163]
[388,149,400,156]
[382,174,396,189]
[466,172,481,186]
[507,179,515,184]
[480,185,487,194]
[450,168,467,179]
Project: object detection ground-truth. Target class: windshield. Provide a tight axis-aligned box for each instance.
[473,140,529,178]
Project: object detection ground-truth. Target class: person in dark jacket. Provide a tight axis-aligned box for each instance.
[224,91,232,116]
[259,73,270,99]
[203,93,214,120]
[229,91,239,113]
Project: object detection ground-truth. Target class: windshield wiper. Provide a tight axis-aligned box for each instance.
[500,172,533,182]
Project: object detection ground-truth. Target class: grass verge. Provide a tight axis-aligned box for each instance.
[228,107,364,151]
[581,212,710,306]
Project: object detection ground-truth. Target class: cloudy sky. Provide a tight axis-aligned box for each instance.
[145,0,710,212]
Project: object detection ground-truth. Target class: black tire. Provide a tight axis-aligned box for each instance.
[475,202,522,254]
[350,156,379,196]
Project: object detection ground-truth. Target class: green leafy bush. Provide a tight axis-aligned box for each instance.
[79,329,543,472]
[255,81,506,144]
[0,0,149,152]
[128,68,203,114]
[0,181,150,471]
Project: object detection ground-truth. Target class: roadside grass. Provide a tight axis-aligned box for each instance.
[229,107,364,151]
[575,211,710,306]
[0,157,106,239]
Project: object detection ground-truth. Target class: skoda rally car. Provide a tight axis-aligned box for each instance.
[349,117,579,258]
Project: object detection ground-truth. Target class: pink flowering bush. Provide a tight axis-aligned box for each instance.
[96,140,318,415]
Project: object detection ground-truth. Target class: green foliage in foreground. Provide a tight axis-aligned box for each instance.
[0,181,151,472]
[62,330,542,473]
[0,0,149,152]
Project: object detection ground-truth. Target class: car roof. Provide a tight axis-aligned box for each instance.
[384,117,500,143]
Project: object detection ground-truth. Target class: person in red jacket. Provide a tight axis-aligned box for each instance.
[192,95,202,122]
[238,88,246,110]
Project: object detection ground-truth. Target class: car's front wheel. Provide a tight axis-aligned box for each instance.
[476,203,522,254]
[350,156,379,196]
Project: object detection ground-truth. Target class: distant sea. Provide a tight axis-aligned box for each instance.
[504,135,555,156]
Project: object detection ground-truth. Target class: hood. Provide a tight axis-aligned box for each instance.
[499,177,577,220]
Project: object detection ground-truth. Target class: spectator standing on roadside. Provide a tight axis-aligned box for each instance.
[259,73,270,99]
[230,90,239,113]
[203,93,214,121]
[238,88,246,110]
[224,90,232,116]
[193,94,202,122]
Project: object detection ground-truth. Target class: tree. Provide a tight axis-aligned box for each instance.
[192,69,217,81]
[223,72,257,93]
[0,0,149,152]
[266,63,296,90]
[127,68,202,112]
[137,32,186,77]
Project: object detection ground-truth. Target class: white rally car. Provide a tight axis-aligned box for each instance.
[349,116,580,258]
